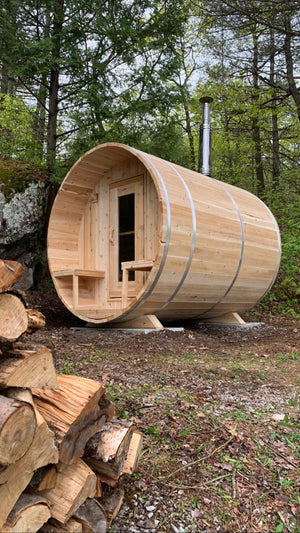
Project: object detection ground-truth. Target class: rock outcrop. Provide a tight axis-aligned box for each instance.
[0,174,51,290]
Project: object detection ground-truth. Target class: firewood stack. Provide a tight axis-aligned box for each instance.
[0,259,143,533]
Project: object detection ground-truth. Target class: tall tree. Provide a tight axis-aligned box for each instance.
[201,0,300,121]
[169,36,199,170]
[0,0,188,172]
[269,27,280,186]
[190,0,299,200]
[251,25,265,196]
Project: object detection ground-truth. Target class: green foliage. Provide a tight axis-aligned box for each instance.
[0,95,40,163]
[0,158,49,200]
[261,200,300,317]
[0,0,189,171]
[63,112,191,185]
[190,80,300,315]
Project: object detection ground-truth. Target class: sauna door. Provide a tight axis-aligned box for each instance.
[108,177,144,298]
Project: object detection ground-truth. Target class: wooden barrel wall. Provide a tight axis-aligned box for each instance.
[47,143,281,324]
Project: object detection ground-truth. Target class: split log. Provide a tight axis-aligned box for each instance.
[39,460,96,524]
[74,498,107,533]
[0,345,58,389]
[5,387,34,405]
[0,260,24,293]
[29,465,57,491]
[1,493,51,533]
[94,473,102,498]
[0,405,58,530]
[26,309,46,332]
[0,395,36,465]
[40,518,83,533]
[84,420,133,486]
[32,374,114,464]
[0,293,28,343]
[122,430,143,475]
[100,487,125,527]
[6,288,27,307]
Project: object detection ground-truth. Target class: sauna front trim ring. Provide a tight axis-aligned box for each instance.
[47,142,281,324]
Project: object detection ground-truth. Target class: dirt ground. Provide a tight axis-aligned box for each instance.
[27,291,300,533]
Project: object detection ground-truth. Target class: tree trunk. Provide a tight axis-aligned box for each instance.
[183,102,196,171]
[34,78,48,161]
[223,108,235,180]
[251,29,265,197]
[284,12,300,121]
[270,29,280,188]
[46,0,65,173]
[47,70,59,173]
[0,61,15,95]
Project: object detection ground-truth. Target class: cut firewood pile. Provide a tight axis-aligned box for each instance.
[0,259,143,533]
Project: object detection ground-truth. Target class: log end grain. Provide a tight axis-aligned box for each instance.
[0,396,36,465]
[0,294,28,343]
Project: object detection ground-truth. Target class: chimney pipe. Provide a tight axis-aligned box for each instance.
[198,96,213,176]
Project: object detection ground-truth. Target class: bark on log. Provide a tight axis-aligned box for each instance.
[39,460,96,524]
[26,309,46,332]
[0,395,36,465]
[1,493,51,533]
[0,404,58,530]
[0,293,28,343]
[74,498,107,533]
[29,465,57,491]
[40,518,83,533]
[100,487,124,527]
[32,375,114,464]
[84,420,133,486]
[0,345,58,389]
[5,387,34,405]
[0,260,24,293]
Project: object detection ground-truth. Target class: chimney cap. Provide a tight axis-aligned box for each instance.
[199,96,213,104]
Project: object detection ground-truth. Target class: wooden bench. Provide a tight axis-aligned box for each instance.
[121,260,153,307]
[53,269,105,309]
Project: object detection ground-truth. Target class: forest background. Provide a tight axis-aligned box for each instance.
[0,0,299,316]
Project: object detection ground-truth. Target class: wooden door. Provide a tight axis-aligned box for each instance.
[108,176,144,298]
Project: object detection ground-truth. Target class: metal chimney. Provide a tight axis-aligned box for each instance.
[198,96,213,176]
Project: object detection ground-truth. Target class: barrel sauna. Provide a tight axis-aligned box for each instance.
[47,142,281,326]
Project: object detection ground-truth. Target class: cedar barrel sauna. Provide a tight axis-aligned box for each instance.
[47,142,281,327]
